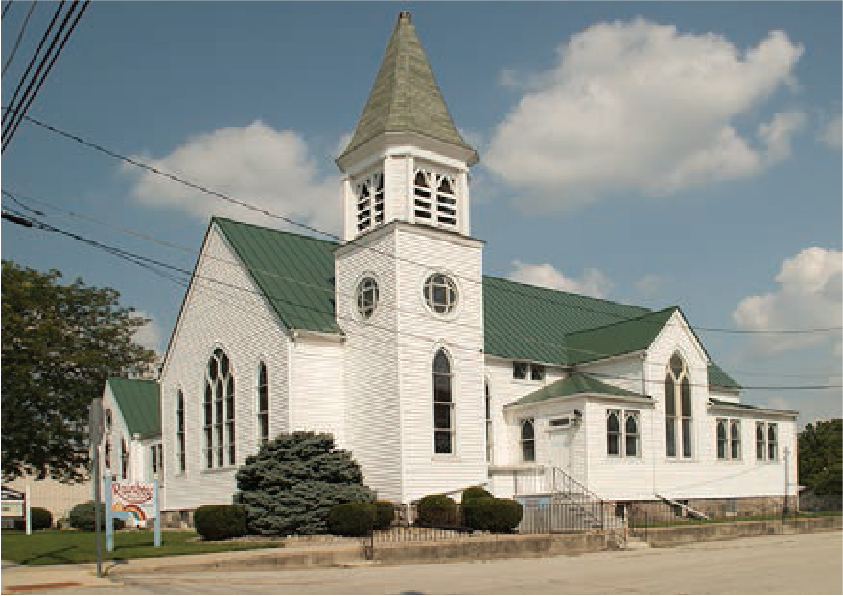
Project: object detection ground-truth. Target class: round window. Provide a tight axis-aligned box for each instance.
[356,277,379,319]
[423,273,458,314]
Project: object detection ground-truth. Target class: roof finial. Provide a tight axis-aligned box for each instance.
[398,11,411,23]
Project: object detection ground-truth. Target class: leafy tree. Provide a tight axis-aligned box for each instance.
[234,431,374,535]
[2,260,157,482]
[798,419,842,495]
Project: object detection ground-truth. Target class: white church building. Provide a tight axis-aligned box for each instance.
[108,12,798,524]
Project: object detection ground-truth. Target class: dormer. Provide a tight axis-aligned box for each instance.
[336,12,478,241]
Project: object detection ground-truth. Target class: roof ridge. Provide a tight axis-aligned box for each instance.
[482,274,653,313]
[211,216,339,248]
[107,376,157,384]
[566,305,679,337]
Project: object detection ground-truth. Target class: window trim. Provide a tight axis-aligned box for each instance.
[432,348,455,455]
[484,380,493,463]
[423,273,458,316]
[512,361,545,382]
[607,409,641,458]
[355,275,380,320]
[204,347,236,469]
[520,418,536,463]
[176,390,186,475]
[354,170,384,233]
[257,362,269,445]
[665,352,692,459]
[716,418,742,461]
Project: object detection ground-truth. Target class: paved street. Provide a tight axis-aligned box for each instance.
[9,531,842,595]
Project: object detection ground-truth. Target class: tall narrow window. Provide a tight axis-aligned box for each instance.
[258,362,269,444]
[355,172,384,232]
[205,348,235,468]
[767,423,778,461]
[521,419,535,462]
[414,171,432,221]
[607,410,621,456]
[485,382,493,463]
[432,349,454,454]
[104,438,111,470]
[625,411,640,457]
[121,438,129,479]
[176,390,185,474]
[756,422,766,460]
[717,418,741,460]
[665,352,692,458]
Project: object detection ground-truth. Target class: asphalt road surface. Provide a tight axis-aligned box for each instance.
[29,531,843,594]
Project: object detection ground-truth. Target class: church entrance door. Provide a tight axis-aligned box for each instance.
[548,429,572,475]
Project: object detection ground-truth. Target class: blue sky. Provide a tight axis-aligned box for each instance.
[2,2,840,424]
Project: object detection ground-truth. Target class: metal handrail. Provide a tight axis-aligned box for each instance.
[549,466,603,503]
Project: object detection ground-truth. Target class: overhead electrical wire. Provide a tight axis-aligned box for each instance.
[2,0,89,153]
[6,188,843,384]
[2,0,38,76]
[3,206,840,392]
[10,114,843,338]
[2,0,14,19]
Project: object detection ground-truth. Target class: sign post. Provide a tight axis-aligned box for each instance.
[89,398,104,578]
[153,478,161,547]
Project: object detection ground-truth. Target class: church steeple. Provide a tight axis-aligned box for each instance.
[337,12,478,241]
[337,11,478,166]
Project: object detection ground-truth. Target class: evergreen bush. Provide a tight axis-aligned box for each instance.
[234,431,374,535]
[415,494,458,527]
[193,504,247,541]
[30,507,53,530]
[327,503,375,537]
[460,486,493,504]
[67,501,125,532]
[462,497,523,532]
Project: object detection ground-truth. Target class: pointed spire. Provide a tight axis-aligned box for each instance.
[338,12,478,165]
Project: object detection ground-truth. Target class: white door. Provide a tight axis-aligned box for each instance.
[549,430,571,472]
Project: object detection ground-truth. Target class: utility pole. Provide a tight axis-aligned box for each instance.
[89,398,104,578]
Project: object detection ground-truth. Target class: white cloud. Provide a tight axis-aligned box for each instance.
[484,19,804,209]
[635,273,663,297]
[133,310,164,355]
[508,260,611,298]
[126,121,342,235]
[819,111,842,150]
[733,247,842,355]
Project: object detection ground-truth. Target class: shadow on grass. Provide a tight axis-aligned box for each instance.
[21,546,77,566]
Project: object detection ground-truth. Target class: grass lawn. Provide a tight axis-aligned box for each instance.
[1,530,281,566]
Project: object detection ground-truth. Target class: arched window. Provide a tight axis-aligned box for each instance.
[607,410,621,456]
[717,419,728,459]
[413,168,458,227]
[521,419,535,462]
[607,409,640,457]
[625,412,640,457]
[204,348,235,468]
[485,382,492,463]
[664,352,692,458]
[176,390,185,474]
[104,438,111,469]
[257,362,269,444]
[432,349,454,454]
[355,171,384,232]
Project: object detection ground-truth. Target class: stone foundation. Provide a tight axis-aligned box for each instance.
[160,509,194,529]
[613,495,791,520]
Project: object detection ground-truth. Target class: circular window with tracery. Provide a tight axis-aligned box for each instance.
[423,273,458,315]
[356,276,379,319]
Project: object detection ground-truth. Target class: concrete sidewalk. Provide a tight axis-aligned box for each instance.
[1,560,117,593]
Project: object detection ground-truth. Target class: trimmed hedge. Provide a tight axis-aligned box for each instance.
[461,486,493,504]
[415,494,458,527]
[30,507,53,530]
[193,504,247,541]
[462,497,523,532]
[327,501,395,536]
[68,502,126,532]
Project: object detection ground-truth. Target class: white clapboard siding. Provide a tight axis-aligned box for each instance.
[159,224,292,512]
[289,336,345,445]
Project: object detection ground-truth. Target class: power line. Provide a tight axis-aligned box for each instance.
[2,0,38,76]
[12,114,843,337]
[2,0,14,19]
[5,208,840,392]
[7,187,843,382]
[2,0,89,153]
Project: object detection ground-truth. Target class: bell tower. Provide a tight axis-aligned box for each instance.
[335,12,486,504]
[336,11,479,241]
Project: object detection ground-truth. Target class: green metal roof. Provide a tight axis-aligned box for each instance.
[565,307,678,365]
[214,217,341,334]
[708,397,759,410]
[514,373,649,406]
[208,219,741,391]
[708,364,741,390]
[482,276,649,365]
[337,12,477,164]
[107,377,160,436]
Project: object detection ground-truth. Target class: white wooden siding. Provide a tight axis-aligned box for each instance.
[158,224,292,512]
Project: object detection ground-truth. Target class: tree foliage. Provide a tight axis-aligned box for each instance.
[1,260,157,482]
[234,431,374,535]
[798,419,842,495]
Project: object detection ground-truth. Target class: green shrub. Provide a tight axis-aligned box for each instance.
[68,502,125,532]
[461,486,493,504]
[30,507,53,530]
[193,504,247,541]
[462,497,523,532]
[415,494,458,527]
[327,503,375,537]
[373,501,394,530]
